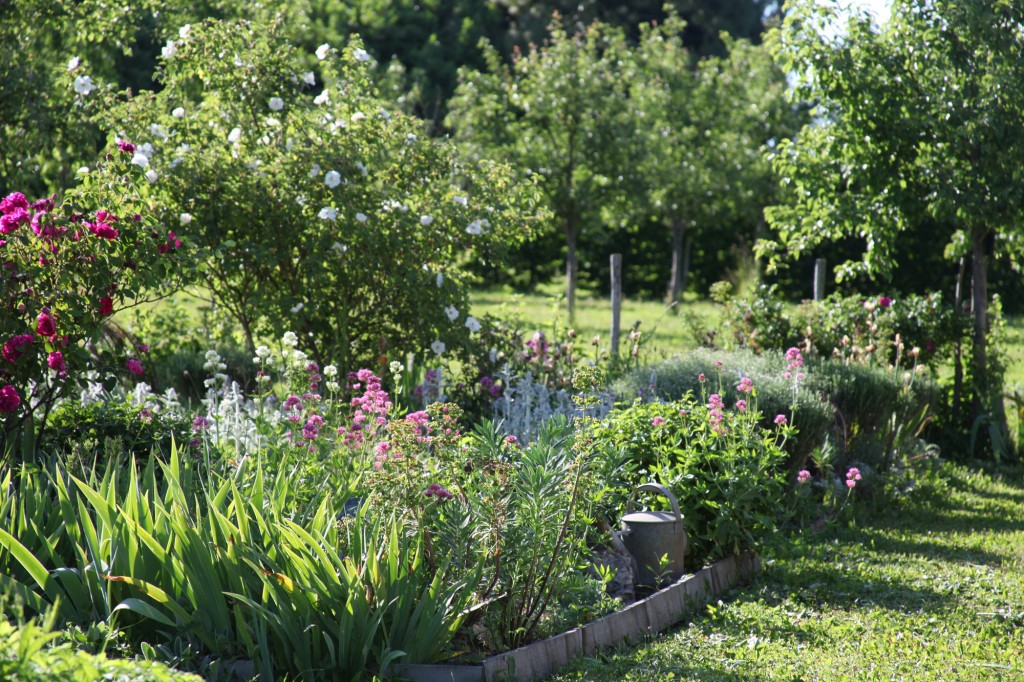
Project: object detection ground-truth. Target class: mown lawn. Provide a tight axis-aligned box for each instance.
[548,464,1024,681]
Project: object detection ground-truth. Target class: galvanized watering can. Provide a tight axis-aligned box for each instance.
[620,483,687,587]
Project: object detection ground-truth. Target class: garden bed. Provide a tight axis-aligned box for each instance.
[393,552,760,682]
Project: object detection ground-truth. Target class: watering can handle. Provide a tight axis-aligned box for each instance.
[626,482,682,522]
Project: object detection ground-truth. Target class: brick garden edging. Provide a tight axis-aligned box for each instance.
[392,552,760,682]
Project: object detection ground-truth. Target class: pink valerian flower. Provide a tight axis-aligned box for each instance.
[2,334,33,363]
[785,347,804,372]
[846,479,857,489]
[505,434,519,446]
[797,469,812,484]
[846,467,862,483]
[878,296,893,308]
[139,408,154,423]
[651,416,665,427]
[0,385,21,413]
[192,416,212,432]
[126,358,144,376]
[697,373,706,382]
[424,483,454,500]
[36,310,56,337]
[708,394,725,428]
[737,377,754,393]
[301,418,320,441]
[735,399,747,413]
[774,414,787,426]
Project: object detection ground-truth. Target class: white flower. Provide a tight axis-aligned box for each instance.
[454,196,467,207]
[314,89,329,106]
[73,75,95,95]
[130,153,150,168]
[309,164,321,178]
[316,43,331,60]
[355,212,368,223]
[67,56,80,71]
[406,133,418,144]
[436,273,444,288]
[138,142,155,158]
[172,107,185,118]
[255,345,271,359]
[318,207,337,221]
[150,123,167,139]
[353,48,371,62]
[76,166,90,175]
[351,112,366,122]
[326,380,340,391]
[332,242,347,254]
[323,364,338,378]
[445,305,459,322]
[302,71,316,86]
[466,218,490,235]
[268,97,284,111]
[228,127,242,143]
[431,340,446,355]
[282,331,299,347]
[162,41,177,58]
[465,316,481,333]
[290,302,304,313]
[378,108,391,121]
[324,170,341,188]
[355,161,368,176]
[295,193,307,206]
[420,215,434,226]
[179,213,193,224]
[265,117,280,127]
[179,24,192,39]
[145,169,159,183]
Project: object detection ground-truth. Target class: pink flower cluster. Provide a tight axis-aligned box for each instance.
[797,469,812,484]
[479,375,503,398]
[846,467,862,489]
[423,483,454,500]
[736,377,754,393]
[708,393,725,431]
[2,334,33,363]
[651,415,665,427]
[784,347,805,382]
[339,369,392,447]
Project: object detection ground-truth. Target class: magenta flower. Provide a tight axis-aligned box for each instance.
[737,377,754,393]
[99,296,114,317]
[126,358,144,376]
[424,483,454,500]
[0,385,21,413]
[47,351,66,375]
[192,416,211,432]
[2,334,33,363]
[651,416,665,427]
[774,414,787,426]
[797,469,811,484]
[0,192,29,214]
[36,310,56,337]
[878,296,893,308]
[736,399,747,413]
[117,140,136,154]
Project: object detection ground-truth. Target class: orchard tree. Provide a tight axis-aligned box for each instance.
[107,18,544,371]
[760,0,1024,450]
[447,19,634,320]
[630,16,797,304]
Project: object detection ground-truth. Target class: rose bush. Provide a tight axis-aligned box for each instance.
[0,145,188,458]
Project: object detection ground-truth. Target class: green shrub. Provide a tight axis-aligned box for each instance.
[590,390,791,569]
[611,349,938,474]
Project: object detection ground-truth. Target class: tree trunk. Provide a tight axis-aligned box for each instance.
[566,223,578,322]
[666,222,686,306]
[953,257,965,417]
[970,226,1007,450]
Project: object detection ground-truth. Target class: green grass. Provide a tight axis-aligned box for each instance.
[469,283,721,362]
[548,464,1024,681]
